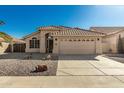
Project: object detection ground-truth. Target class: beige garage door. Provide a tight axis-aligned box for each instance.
[59,40,96,54]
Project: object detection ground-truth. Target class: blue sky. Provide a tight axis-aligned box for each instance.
[0,5,124,38]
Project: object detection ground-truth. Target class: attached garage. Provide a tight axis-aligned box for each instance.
[59,38,96,54]
[52,29,104,54]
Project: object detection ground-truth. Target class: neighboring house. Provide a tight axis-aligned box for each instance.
[11,38,26,52]
[0,38,26,53]
[90,27,124,54]
[0,37,10,53]
[0,32,26,53]
[23,26,124,54]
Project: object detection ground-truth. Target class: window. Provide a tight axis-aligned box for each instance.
[97,38,100,41]
[29,37,40,48]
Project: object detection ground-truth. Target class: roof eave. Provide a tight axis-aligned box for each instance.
[52,35,105,37]
[22,31,40,39]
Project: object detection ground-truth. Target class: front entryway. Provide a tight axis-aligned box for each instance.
[45,33,53,53]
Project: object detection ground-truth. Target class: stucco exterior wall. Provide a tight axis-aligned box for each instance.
[40,31,46,53]
[0,42,10,53]
[102,30,124,53]
[95,37,102,54]
[40,30,59,53]
[24,32,40,52]
[53,36,59,54]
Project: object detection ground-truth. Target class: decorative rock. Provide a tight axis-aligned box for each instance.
[47,54,52,60]
[35,65,48,72]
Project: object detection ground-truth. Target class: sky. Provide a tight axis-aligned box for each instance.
[0,5,124,38]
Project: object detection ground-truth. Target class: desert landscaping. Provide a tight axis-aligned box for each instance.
[0,53,58,76]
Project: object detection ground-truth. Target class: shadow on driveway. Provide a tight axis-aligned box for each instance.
[104,54,124,64]
[59,54,99,60]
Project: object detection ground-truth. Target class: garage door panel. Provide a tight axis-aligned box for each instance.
[60,41,95,54]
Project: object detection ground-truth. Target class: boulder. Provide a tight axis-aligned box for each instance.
[35,65,48,72]
[47,54,52,60]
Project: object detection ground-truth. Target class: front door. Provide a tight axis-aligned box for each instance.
[48,39,53,53]
[45,33,53,53]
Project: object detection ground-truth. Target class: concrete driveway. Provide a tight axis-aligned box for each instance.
[57,55,124,76]
[0,55,124,87]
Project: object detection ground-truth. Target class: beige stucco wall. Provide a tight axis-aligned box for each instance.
[24,32,40,52]
[0,42,10,53]
[40,31,46,53]
[53,36,59,54]
[95,37,102,54]
[24,30,60,53]
[102,30,124,53]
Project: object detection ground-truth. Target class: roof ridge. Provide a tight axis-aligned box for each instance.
[65,28,105,35]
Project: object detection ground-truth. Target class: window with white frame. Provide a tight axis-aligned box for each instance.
[29,37,40,48]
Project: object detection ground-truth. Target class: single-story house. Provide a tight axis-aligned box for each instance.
[23,26,124,54]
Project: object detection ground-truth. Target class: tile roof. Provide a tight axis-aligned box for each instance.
[39,26,104,36]
[23,26,105,38]
[23,31,40,39]
[12,38,25,44]
[52,29,104,36]
[90,27,124,35]
[38,26,72,31]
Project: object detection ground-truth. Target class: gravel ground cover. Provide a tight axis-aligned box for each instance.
[0,53,58,76]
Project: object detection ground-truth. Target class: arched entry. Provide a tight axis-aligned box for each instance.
[45,33,53,53]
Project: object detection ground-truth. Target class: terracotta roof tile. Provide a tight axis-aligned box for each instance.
[12,38,25,43]
[39,26,72,31]
[52,29,104,36]
[23,26,105,38]
[39,26,104,36]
